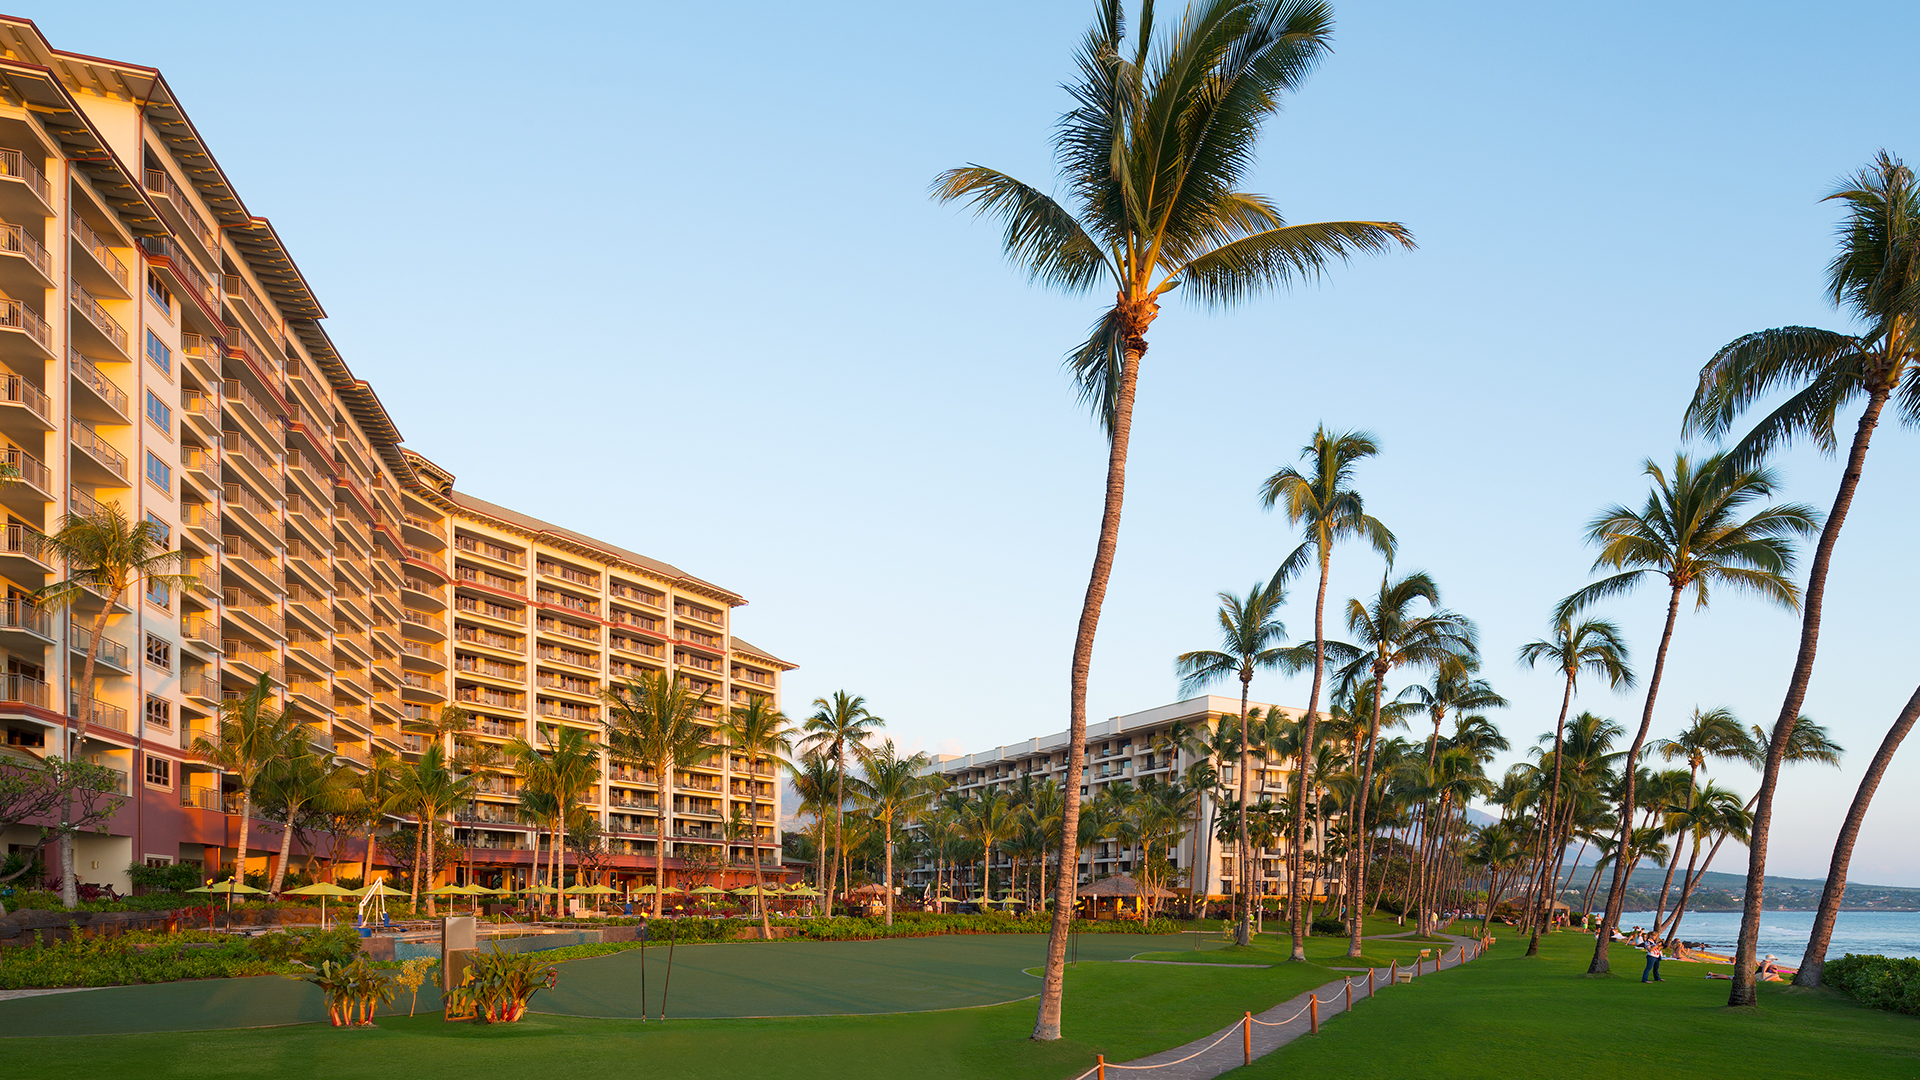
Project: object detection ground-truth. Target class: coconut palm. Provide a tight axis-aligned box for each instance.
[718,695,794,935]
[858,740,935,927]
[1336,572,1476,957]
[1260,425,1394,958]
[1653,783,1752,945]
[33,502,197,907]
[789,752,838,911]
[1174,580,1296,945]
[193,674,299,897]
[1647,708,1752,927]
[602,673,712,917]
[1515,615,1634,954]
[1402,663,1505,933]
[934,2,1413,1037]
[354,751,406,887]
[257,741,355,896]
[966,787,1019,905]
[799,691,884,916]
[1558,451,1818,973]
[1684,154,1920,1007]
[393,743,475,913]
[1795,685,1918,987]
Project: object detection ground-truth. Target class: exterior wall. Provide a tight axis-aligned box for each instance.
[910,696,1316,901]
[0,20,793,896]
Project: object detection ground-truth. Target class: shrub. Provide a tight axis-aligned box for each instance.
[450,947,556,1024]
[126,862,204,894]
[247,926,361,967]
[297,957,394,1027]
[1825,954,1920,1015]
[1312,916,1345,935]
[0,932,282,989]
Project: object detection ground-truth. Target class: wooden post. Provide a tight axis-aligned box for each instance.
[1369,967,1376,995]
[1243,1012,1252,1065]
[1096,1055,1105,1080]
[1309,994,1319,1034]
[1390,960,1397,983]
[1345,977,1352,1011]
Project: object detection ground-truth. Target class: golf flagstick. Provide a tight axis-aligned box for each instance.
[639,920,647,1022]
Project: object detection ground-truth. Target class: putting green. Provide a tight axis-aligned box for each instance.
[0,933,1181,1035]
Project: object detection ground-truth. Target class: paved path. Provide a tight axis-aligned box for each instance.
[1083,933,1479,1080]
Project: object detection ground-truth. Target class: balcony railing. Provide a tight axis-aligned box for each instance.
[453,655,522,680]
[0,672,48,707]
[537,699,596,723]
[182,612,217,647]
[455,625,523,652]
[69,695,130,732]
[223,482,280,523]
[0,297,51,351]
[457,686,523,710]
[402,577,447,601]
[0,149,51,205]
[0,222,50,278]
[538,560,599,588]
[0,373,50,426]
[69,621,129,669]
[69,350,129,417]
[455,565,523,595]
[399,608,444,633]
[69,217,131,290]
[403,546,447,573]
[222,274,284,348]
[453,534,525,566]
[0,598,51,637]
[136,234,215,310]
[70,421,127,480]
[70,285,128,354]
[143,167,218,255]
[399,671,446,695]
[675,603,724,627]
[456,595,524,624]
[536,618,597,643]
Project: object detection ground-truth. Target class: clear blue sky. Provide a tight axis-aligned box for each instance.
[52,1,1920,884]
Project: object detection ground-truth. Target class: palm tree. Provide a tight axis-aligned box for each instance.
[966,787,1019,905]
[1402,663,1506,933]
[799,691,884,916]
[1648,708,1751,928]
[1174,580,1294,945]
[1795,685,1920,987]
[395,743,476,914]
[718,695,794,935]
[1260,425,1394,959]
[934,3,1413,1038]
[511,724,599,916]
[354,752,406,887]
[1337,572,1476,957]
[257,742,354,896]
[1558,451,1818,973]
[602,673,711,917]
[857,741,935,927]
[33,502,197,907]
[1654,783,1752,946]
[1684,154,1919,1007]
[1515,615,1634,954]
[790,751,838,911]
[193,675,297,896]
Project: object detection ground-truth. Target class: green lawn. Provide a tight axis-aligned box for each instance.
[1132,914,1462,969]
[1220,926,1920,1079]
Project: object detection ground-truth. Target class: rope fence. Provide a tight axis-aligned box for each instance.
[1068,935,1494,1080]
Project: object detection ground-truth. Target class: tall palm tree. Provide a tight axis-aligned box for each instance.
[354,751,406,887]
[1648,708,1751,928]
[1260,425,1394,959]
[511,724,598,916]
[857,740,936,927]
[1337,572,1476,958]
[395,743,476,914]
[1402,663,1505,933]
[967,787,1019,905]
[1174,580,1294,945]
[34,502,197,907]
[1795,685,1916,987]
[1558,452,1818,974]
[257,742,354,896]
[718,695,794,935]
[1653,783,1752,945]
[602,673,712,917]
[799,691,884,916]
[1684,154,1920,1007]
[790,751,839,912]
[192,674,297,897]
[1515,615,1634,954]
[934,3,1413,1038]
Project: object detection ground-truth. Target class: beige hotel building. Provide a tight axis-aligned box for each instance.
[0,16,793,893]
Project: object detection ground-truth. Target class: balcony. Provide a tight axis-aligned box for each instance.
[453,654,522,682]
[456,595,524,626]
[399,607,446,640]
[0,672,49,710]
[536,699,596,724]
[143,167,219,265]
[403,545,448,576]
[401,514,445,549]
[536,587,599,617]
[0,222,52,294]
[0,522,48,581]
[69,350,131,423]
[181,612,218,650]
[456,686,523,711]
[398,671,447,702]
[675,602,724,628]
[179,786,238,813]
[536,617,597,644]
[222,274,284,353]
[538,560,599,589]
[71,216,130,297]
[222,642,283,686]
[0,149,52,219]
[453,534,525,567]
[69,695,131,734]
[0,371,50,444]
[69,621,130,672]
[454,624,524,654]
[0,597,51,643]
[69,421,128,485]
[0,296,52,358]
[401,576,447,604]
[181,670,219,703]
[70,284,129,358]
[136,234,216,315]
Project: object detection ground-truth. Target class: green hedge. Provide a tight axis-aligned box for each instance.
[0,926,364,989]
[1824,954,1920,1015]
[537,913,1181,943]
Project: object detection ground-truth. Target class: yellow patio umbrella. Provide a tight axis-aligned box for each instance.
[349,881,409,898]
[189,878,263,913]
[282,881,357,929]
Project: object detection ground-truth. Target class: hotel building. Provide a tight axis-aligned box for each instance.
[0,17,793,893]
[911,696,1316,900]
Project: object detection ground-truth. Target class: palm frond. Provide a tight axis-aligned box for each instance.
[1176,220,1415,306]
[929,166,1113,292]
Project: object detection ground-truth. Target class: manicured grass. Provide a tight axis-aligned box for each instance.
[12,953,1339,1080]
[1134,914,1461,969]
[1220,926,1920,1079]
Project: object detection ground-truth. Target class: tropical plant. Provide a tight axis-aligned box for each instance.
[789,751,838,910]
[1684,154,1920,1006]
[511,724,599,916]
[933,0,1413,1038]
[1645,707,1752,927]
[451,946,558,1024]
[192,674,299,906]
[603,673,715,917]
[1174,580,1295,945]
[352,752,406,888]
[395,742,478,914]
[1558,451,1818,973]
[32,502,197,908]
[394,956,439,1017]
[0,757,124,914]
[255,742,355,897]
[1260,424,1393,958]
[966,787,1020,905]
[857,740,935,927]
[297,955,395,1027]
[1402,663,1506,933]
[718,695,794,934]
[799,691,885,915]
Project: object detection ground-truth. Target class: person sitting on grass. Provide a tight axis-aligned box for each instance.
[1641,939,1665,983]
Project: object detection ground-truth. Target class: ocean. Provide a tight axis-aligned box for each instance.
[1618,909,1920,961]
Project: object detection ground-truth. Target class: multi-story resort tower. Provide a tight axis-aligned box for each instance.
[911,696,1325,903]
[0,17,793,895]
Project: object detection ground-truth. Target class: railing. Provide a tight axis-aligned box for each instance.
[403,545,447,573]
[677,653,722,673]
[182,612,217,646]
[399,608,444,633]
[70,421,127,479]
[733,668,774,687]
[135,234,214,310]
[69,350,130,417]
[535,672,597,695]
[0,297,51,350]
[181,332,221,364]
[537,587,598,616]
[537,617,598,643]
[223,378,285,433]
[402,576,447,601]
[0,372,50,426]
[70,695,131,732]
[609,582,664,608]
[0,149,51,205]
[222,274,284,349]
[537,699,597,723]
[454,625,523,652]
[1,448,50,498]
[0,522,45,565]
[537,644,599,669]
[143,167,217,254]
[453,655,521,680]
[69,621,130,669]
[538,560,599,588]
[72,217,129,289]
[0,598,51,637]
[456,686,522,710]
[675,603,724,627]
[473,718,518,739]
[611,636,665,660]
[181,670,219,700]
[399,671,446,695]
[0,672,48,707]
[179,787,236,813]
[454,534,525,566]
[221,642,282,684]
[0,222,50,278]
[70,285,128,354]
[179,389,219,426]
[222,429,280,475]
[399,639,440,663]
[456,595,524,624]
[455,565,523,594]
[223,482,280,522]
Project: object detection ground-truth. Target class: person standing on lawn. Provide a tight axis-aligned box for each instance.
[1642,939,1666,983]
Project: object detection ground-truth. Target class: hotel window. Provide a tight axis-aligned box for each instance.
[145,391,172,435]
[145,330,172,376]
[146,577,170,609]
[144,695,172,731]
[145,512,171,546]
[146,452,171,493]
[146,270,173,316]
[144,756,172,789]
[145,633,173,671]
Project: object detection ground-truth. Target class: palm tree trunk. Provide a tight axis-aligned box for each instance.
[1650,768,1694,931]
[1734,388,1887,1005]
[1656,826,1703,942]
[58,601,115,909]
[1031,340,1141,1043]
[754,794,772,938]
[830,745,846,917]
[234,791,254,896]
[1793,683,1919,987]
[1234,676,1252,946]
[272,805,297,897]
[882,821,894,929]
[425,814,438,918]
[1289,547,1331,962]
[1527,675,1577,955]
[362,820,377,887]
[656,768,671,918]
[1589,583,1683,975]
[1346,670,1387,958]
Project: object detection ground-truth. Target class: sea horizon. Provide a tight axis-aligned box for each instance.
[1617,909,1920,962]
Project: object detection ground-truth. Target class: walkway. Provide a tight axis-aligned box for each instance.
[1081,933,1478,1080]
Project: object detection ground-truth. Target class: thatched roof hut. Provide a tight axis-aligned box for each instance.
[1076,873,1173,899]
